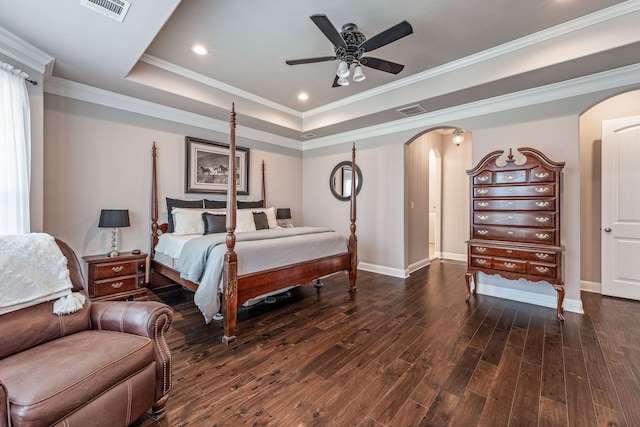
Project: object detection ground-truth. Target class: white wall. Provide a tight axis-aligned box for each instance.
[43,95,302,259]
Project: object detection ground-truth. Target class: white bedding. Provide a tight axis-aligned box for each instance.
[155,228,349,323]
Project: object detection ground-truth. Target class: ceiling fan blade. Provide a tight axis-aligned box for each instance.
[359,20,413,52]
[310,14,347,49]
[361,57,405,74]
[332,75,340,88]
[286,56,337,65]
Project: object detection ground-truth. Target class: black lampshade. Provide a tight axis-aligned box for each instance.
[276,208,291,220]
[98,209,130,228]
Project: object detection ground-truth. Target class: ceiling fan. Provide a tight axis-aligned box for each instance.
[286,14,413,87]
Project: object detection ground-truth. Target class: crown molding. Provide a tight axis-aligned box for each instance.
[0,26,54,78]
[301,1,640,119]
[139,54,302,118]
[44,77,302,150]
[300,63,640,151]
[44,61,640,154]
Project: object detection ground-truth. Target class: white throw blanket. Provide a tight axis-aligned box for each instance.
[0,233,85,315]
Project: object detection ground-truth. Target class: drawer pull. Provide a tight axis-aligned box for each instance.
[507,231,514,235]
[477,189,489,194]
[111,282,123,289]
[478,215,489,220]
[535,253,550,259]
[506,250,513,254]
[535,172,549,178]
[535,233,550,239]
[476,259,488,265]
[504,262,517,269]
[535,217,550,223]
[535,266,550,273]
[477,176,489,182]
[535,187,549,193]
[476,247,487,253]
[477,230,489,235]
[477,202,489,207]
[111,266,124,273]
[505,174,516,180]
[535,201,550,207]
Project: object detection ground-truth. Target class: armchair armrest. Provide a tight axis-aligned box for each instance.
[90,301,173,406]
[0,381,9,427]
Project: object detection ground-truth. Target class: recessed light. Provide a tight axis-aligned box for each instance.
[298,92,309,101]
[191,45,208,55]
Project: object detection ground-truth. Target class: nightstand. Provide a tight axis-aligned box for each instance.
[82,252,148,301]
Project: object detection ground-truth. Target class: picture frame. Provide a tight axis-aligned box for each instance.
[185,136,250,194]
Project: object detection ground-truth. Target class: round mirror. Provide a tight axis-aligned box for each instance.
[330,161,362,201]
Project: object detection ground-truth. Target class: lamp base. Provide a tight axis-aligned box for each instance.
[108,250,119,258]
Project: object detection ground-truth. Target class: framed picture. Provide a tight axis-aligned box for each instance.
[185,136,250,194]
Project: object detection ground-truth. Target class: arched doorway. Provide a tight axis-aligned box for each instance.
[405,127,470,273]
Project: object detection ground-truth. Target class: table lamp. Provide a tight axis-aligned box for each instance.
[99,209,130,257]
[276,208,292,228]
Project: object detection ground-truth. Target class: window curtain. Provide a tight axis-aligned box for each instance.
[0,62,31,235]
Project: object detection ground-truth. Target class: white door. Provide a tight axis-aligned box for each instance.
[601,116,640,300]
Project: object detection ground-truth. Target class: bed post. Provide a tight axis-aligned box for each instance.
[349,143,358,292]
[261,160,266,208]
[222,104,239,345]
[151,142,159,259]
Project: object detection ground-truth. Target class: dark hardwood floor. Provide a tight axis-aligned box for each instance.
[136,260,640,427]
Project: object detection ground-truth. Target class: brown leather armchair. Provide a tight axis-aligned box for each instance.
[0,239,173,427]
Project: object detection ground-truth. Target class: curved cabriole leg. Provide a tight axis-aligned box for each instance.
[465,272,475,302]
[553,283,565,321]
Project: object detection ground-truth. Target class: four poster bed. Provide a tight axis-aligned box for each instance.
[149,105,358,345]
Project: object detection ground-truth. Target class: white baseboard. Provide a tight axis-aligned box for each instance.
[408,258,430,274]
[357,262,408,278]
[476,283,584,314]
[581,280,601,293]
[440,252,466,262]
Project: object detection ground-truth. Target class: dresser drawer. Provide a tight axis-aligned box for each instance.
[495,170,526,184]
[93,259,144,280]
[470,245,557,262]
[474,212,555,227]
[473,199,555,211]
[474,184,555,198]
[470,256,492,269]
[493,258,528,274]
[528,263,557,279]
[473,226,556,244]
[93,276,139,297]
[529,167,555,182]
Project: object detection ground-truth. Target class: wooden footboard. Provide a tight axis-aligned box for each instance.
[150,104,358,345]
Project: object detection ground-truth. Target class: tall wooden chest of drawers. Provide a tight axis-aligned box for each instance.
[465,147,566,320]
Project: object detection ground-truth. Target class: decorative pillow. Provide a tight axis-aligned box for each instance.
[204,199,226,209]
[252,207,278,229]
[236,209,257,232]
[253,212,269,230]
[166,198,203,233]
[238,200,264,209]
[202,212,227,235]
[172,208,224,235]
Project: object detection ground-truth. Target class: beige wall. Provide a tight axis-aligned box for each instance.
[579,90,640,284]
[43,95,302,259]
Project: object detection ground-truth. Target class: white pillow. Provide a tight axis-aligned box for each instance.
[172,208,225,235]
[236,209,257,232]
[251,207,278,229]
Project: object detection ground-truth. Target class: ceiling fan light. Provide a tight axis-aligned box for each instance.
[337,76,350,86]
[336,61,350,78]
[352,64,366,82]
[452,129,465,146]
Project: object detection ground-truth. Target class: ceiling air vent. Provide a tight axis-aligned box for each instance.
[397,104,427,117]
[81,0,131,22]
[301,133,316,139]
